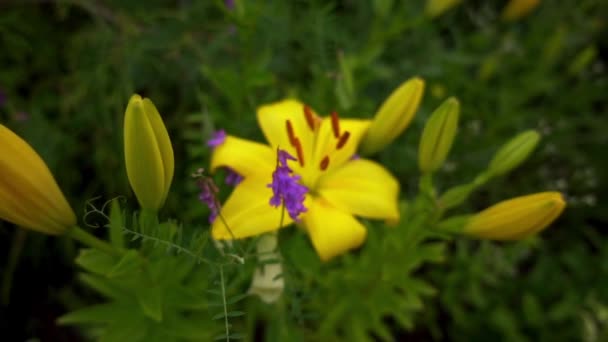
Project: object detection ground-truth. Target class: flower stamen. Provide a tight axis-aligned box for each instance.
[331,111,340,138]
[286,120,296,147]
[319,156,330,171]
[303,105,316,131]
[293,137,305,167]
[336,131,350,150]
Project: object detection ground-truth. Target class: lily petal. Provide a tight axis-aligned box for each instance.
[212,177,295,239]
[317,159,400,221]
[303,198,367,261]
[313,118,370,175]
[210,136,275,179]
[257,100,317,167]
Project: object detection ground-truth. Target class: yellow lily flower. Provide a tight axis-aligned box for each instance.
[0,124,76,234]
[464,191,566,240]
[210,100,400,261]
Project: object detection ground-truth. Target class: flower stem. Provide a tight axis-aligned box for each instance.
[67,226,123,256]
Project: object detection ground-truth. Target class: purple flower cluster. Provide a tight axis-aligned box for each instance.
[194,168,220,223]
[267,150,308,222]
[207,130,226,148]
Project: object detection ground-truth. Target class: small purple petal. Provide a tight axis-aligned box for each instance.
[207,130,226,148]
[350,154,360,160]
[225,168,243,186]
[225,0,235,10]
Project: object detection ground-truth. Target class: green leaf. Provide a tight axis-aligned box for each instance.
[76,249,118,275]
[79,274,130,300]
[136,281,163,322]
[58,302,133,325]
[212,310,245,320]
[99,315,149,342]
[107,250,142,278]
[109,199,125,248]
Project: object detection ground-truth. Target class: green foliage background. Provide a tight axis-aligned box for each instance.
[0,0,606,340]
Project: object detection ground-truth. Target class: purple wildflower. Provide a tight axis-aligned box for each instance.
[194,168,221,223]
[225,0,235,10]
[225,168,243,186]
[350,154,360,160]
[267,150,308,222]
[207,130,226,148]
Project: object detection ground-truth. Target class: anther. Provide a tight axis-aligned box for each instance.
[303,105,316,131]
[320,156,330,171]
[331,111,340,138]
[286,120,296,146]
[293,137,305,167]
[336,131,350,150]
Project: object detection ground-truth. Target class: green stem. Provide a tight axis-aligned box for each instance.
[67,226,123,256]
[1,229,27,305]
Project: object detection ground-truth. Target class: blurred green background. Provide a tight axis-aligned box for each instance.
[0,0,606,340]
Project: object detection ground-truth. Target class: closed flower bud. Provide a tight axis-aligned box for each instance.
[501,0,541,21]
[360,77,425,156]
[439,184,475,210]
[0,125,75,234]
[248,233,284,303]
[418,97,460,173]
[488,130,540,177]
[124,94,174,211]
[464,192,566,240]
[425,0,463,18]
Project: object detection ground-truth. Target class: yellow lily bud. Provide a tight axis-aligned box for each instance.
[488,130,540,177]
[425,0,463,18]
[0,125,75,234]
[360,77,425,156]
[418,97,460,173]
[464,192,566,240]
[124,94,174,211]
[501,0,541,21]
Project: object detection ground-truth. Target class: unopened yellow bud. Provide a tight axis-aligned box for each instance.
[124,94,174,211]
[488,130,540,177]
[0,125,75,234]
[360,77,424,156]
[418,97,460,173]
[464,192,566,240]
[501,0,541,21]
[425,0,462,18]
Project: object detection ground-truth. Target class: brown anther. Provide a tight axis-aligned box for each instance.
[330,111,340,138]
[336,131,350,150]
[293,137,305,167]
[286,120,296,146]
[303,105,316,131]
[320,156,330,171]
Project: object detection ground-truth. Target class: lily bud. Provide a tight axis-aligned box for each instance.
[124,94,174,211]
[0,125,75,234]
[418,97,460,173]
[488,130,540,177]
[464,192,566,240]
[248,233,284,303]
[501,0,541,21]
[425,0,463,18]
[360,77,424,156]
